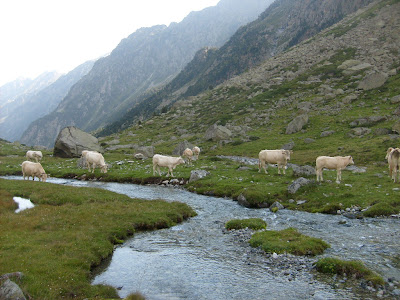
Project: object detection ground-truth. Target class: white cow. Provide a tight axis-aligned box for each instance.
[258,149,292,175]
[26,150,43,162]
[183,148,193,165]
[386,147,400,182]
[192,146,201,160]
[152,154,185,177]
[315,155,354,184]
[22,161,47,182]
[84,151,108,173]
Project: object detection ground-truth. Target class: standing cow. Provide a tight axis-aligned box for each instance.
[315,155,354,184]
[83,151,108,173]
[386,147,400,182]
[22,161,47,182]
[26,150,43,162]
[152,154,185,177]
[258,149,292,175]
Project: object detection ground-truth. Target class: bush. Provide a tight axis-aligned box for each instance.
[249,227,330,256]
[315,257,385,287]
[225,218,267,230]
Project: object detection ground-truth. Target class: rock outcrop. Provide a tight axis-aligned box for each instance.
[53,126,103,158]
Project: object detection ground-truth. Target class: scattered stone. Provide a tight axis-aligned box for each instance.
[172,140,194,156]
[357,72,388,90]
[0,279,26,300]
[288,177,313,194]
[134,153,146,160]
[320,130,335,137]
[204,124,232,141]
[286,114,309,134]
[270,201,284,210]
[304,138,315,144]
[282,141,295,150]
[292,165,316,177]
[237,193,250,207]
[189,170,211,183]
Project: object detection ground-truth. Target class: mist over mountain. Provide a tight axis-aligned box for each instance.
[21,0,273,148]
[0,61,94,142]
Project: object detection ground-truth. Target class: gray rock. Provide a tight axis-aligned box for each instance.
[237,193,250,207]
[0,279,26,300]
[358,72,388,90]
[288,177,312,194]
[349,127,371,137]
[286,114,309,134]
[136,146,154,158]
[53,126,103,158]
[204,124,232,141]
[282,141,295,150]
[270,201,284,210]
[292,165,316,177]
[134,153,146,160]
[172,140,194,156]
[374,128,391,136]
[349,116,386,127]
[320,130,335,137]
[189,170,211,183]
[304,138,315,144]
[390,95,400,104]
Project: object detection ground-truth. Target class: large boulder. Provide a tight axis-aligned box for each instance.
[286,114,309,134]
[357,72,388,90]
[204,124,232,141]
[53,126,103,158]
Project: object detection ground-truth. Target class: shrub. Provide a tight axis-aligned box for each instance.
[225,218,267,230]
[315,257,385,287]
[249,227,330,256]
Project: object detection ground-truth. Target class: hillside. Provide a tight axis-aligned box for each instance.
[21,0,273,148]
[1,61,94,143]
[99,0,400,166]
[100,0,375,135]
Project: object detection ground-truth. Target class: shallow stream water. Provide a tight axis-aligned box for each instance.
[4,176,400,299]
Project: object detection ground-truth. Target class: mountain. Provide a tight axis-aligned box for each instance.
[21,0,274,148]
[0,61,94,142]
[98,0,399,167]
[100,0,375,135]
[0,72,61,108]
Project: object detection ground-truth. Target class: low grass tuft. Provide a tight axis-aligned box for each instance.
[249,227,330,256]
[225,218,267,230]
[315,257,385,287]
[363,202,399,217]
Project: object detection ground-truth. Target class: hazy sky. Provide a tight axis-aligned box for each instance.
[0,0,220,86]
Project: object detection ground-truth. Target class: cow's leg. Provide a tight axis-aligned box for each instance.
[336,169,341,183]
[92,163,95,173]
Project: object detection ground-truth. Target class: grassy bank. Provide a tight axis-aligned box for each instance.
[1,143,400,217]
[0,178,196,299]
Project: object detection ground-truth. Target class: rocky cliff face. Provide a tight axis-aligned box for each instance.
[1,61,94,143]
[101,0,374,135]
[21,0,273,148]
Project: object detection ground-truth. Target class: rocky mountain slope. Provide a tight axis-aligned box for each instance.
[100,0,374,136]
[98,0,399,166]
[21,0,273,148]
[1,61,94,142]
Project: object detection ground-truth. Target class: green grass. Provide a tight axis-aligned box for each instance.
[225,218,267,230]
[315,257,385,287]
[249,227,330,256]
[0,178,196,299]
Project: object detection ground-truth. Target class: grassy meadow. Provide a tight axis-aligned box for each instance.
[0,177,195,299]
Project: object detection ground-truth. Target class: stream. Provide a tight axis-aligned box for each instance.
[4,176,400,299]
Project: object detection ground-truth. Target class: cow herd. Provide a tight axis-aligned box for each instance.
[19,146,399,185]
